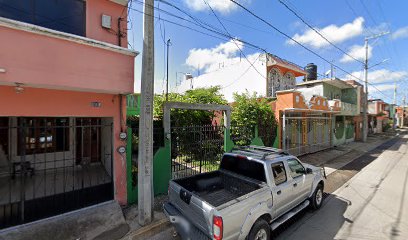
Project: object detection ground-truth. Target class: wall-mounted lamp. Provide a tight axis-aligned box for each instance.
[0,68,6,73]
[15,83,24,94]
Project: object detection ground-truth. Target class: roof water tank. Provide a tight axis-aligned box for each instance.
[305,63,317,81]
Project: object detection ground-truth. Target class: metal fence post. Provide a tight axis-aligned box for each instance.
[282,111,286,151]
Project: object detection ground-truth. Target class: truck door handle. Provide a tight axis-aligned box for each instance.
[277,190,282,195]
[293,183,298,187]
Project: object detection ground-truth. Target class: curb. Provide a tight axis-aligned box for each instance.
[124,218,171,240]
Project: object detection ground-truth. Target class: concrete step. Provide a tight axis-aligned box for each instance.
[0,201,129,240]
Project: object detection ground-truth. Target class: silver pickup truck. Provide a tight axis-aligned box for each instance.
[164,146,326,240]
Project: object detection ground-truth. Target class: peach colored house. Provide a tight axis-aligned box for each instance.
[0,0,136,228]
[367,99,389,133]
[273,90,337,156]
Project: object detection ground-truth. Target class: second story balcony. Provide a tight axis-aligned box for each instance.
[328,100,359,116]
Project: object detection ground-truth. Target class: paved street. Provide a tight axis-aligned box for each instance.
[276,134,408,240]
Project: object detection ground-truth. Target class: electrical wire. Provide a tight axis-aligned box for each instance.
[202,0,266,80]
[278,0,365,65]
[229,0,393,101]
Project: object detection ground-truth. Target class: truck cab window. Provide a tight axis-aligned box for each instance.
[287,159,305,178]
[271,162,287,185]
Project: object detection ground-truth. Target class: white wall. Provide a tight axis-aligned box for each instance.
[175,57,266,102]
[296,84,324,105]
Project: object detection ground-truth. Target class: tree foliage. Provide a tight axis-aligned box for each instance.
[154,86,227,126]
[231,91,277,146]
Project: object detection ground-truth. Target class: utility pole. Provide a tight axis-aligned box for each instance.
[362,37,369,142]
[166,39,171,101]
[362,31,389,142]
[394,81,397,105]
[138,0,154,226]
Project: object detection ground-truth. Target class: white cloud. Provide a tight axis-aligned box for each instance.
[347,69,408,84]
[368,83,394,93]
[340,44,372,63]
[183,0,240,13]
[179,42,265,102]
[288,17,365,48]
[185,39,244,73]
[391,26,408,40]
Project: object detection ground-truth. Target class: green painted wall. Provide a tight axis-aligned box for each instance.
[126,128,137,204]
[323,83,342,100]
[126,94,141,116]
[127,125,278,204]
[250,127,264,146]
[322,83,357,104]
[153,140,171,195]
[334,116,345,139]
[341,88,357,104]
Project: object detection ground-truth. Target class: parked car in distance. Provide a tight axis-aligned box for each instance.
[164,145,326,240]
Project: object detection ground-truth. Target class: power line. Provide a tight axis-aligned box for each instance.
[202,0,266,80]
[142,0,305,71]
[277,0,365,65]
[229,0,393,101]
[359,0,379,26]
[221,54,262,89]
[131,0,267,52]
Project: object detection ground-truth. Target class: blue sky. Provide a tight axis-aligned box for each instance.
[128,0,408,104]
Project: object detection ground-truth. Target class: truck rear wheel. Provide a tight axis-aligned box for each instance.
[247,219,270,240]
[310,184,324,210]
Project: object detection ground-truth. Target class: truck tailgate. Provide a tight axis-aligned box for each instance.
[168,181,213,237]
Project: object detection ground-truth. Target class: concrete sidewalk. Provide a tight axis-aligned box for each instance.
[299,132,398,175]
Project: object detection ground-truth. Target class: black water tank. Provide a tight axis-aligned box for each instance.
[305,63,317,81]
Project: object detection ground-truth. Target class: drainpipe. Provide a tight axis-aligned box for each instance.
[119,94,124,132]
[118,18,123,47]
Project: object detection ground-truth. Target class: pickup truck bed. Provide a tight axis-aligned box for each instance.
[174,170,261,207]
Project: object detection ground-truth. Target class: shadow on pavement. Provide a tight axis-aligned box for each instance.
[273,193,350,240]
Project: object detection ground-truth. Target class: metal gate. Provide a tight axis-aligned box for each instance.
[171,125,225,179]
[0,117,113,229]
[282,111,332,156]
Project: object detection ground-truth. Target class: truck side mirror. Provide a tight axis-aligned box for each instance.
[306,168,313,174]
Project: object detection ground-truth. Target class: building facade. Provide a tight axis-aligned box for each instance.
[296,79,360,145]
[265,54,306,97]
[0,0,136,229]
[272,90,337,156]
[368,99,389,133]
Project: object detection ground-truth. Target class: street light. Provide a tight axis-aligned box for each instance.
[362,31,390,142]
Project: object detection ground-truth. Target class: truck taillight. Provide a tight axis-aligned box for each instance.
[213,216,223,240]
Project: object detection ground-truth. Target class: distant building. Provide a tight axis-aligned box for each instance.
[265,54,306,97]
[296,78,361,145]
[176,53,306,102]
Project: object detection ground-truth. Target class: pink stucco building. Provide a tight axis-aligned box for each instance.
[0,0,136,228]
